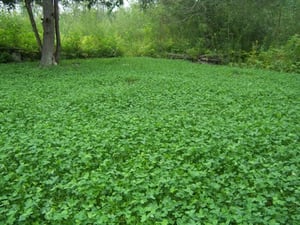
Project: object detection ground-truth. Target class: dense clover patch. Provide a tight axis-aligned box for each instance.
[0,58,299,224]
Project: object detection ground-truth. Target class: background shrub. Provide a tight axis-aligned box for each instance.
[247,35,300,73]
[0,3,299,73]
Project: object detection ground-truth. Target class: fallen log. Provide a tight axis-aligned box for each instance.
[166,52,223,65]
[197,55,222,64]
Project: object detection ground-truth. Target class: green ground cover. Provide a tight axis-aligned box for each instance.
[0,58,299,224]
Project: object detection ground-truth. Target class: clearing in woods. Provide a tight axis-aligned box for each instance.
[0,57,299,224]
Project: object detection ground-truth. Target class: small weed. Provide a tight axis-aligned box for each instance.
[124,77,139,85]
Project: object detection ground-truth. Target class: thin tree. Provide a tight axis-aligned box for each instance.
[1,0,123,66]
[24,0,42,52]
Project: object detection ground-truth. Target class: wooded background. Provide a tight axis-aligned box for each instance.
[0,0,299,72]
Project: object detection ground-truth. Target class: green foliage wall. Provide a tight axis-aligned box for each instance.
[247,35,300,73]
[0,1,299,72]
[0,12,37,51]
[60,8,123,58]
[0,11,39,62]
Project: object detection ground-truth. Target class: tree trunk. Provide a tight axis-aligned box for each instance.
[54,0,61,63]
[24,0,42,53]
[40,0,56,66]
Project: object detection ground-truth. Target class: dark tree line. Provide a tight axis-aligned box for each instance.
[139,0,299,60]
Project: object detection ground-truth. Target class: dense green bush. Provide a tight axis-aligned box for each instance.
[62,34,122,58]
[0,12,38,51]
[61,33,81,58]
[0,11,39,63]
[247,35,300,73]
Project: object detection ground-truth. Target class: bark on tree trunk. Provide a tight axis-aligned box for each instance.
[54,0,61,63]
[40,0,56,66]
[25,0,42,53]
